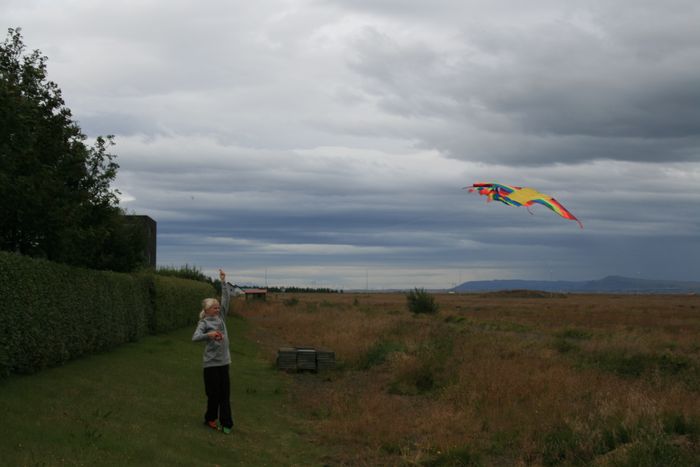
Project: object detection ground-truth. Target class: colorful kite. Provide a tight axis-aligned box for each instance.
[467,182,583,228]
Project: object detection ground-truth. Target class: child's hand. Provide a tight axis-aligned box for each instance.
[219,269,226,282]
[207,331,223,341]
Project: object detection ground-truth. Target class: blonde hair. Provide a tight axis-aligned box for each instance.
[199,298,220,319]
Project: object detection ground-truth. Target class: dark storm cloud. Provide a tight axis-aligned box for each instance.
[343,3,700,165]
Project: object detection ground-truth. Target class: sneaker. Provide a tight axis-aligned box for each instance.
[222,427,232,435]
[205,420,220,431]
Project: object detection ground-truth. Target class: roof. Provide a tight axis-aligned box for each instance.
[243,288,267,294]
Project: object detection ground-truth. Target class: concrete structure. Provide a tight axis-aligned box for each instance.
[125,215,157,267]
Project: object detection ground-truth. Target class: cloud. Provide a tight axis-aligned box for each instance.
[3,1,700,288]
[339,2,700,165]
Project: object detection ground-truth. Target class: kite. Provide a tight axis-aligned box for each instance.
[467,182,583,228]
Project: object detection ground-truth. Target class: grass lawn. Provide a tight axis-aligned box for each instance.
[0,313,329,466]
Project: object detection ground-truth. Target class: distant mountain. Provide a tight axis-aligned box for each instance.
[451,275,700,294]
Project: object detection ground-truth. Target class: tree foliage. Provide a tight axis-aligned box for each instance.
[0,28,145,271]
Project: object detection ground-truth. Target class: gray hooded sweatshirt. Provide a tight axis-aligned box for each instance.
[192,281,231,367]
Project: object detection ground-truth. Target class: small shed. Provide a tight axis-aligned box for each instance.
[243,288,267,301]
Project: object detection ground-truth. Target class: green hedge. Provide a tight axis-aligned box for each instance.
[145,274,217,334]
[0,251,216,377]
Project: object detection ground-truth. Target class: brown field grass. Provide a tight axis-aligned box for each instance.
[232,293,700,466]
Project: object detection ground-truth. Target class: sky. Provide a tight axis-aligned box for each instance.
[3,0,699,289]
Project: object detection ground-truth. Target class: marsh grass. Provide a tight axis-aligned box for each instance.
[237,292,700,465]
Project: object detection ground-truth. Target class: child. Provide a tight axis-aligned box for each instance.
[192,268,233,434]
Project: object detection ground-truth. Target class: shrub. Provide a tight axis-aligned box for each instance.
[580,350,694,379]
[388,364,437,395]
[552,338,579,354]
[540,423,589,466]
[556,328,593,340]
[662,412,700,438]
[359,340,405,370]
[406,288,439,314]
[622,434,693,466]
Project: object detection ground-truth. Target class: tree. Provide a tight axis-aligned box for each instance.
[0,28,145,271]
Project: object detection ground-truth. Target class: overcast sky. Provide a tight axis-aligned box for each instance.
[3,0,699,289]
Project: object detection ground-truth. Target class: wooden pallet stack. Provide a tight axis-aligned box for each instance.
[316,349,336,371]
[276,347,336,372]
[275,347,297,371]
[296,347,317,371]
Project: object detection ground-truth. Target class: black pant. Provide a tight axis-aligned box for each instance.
[203,364,233,429]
